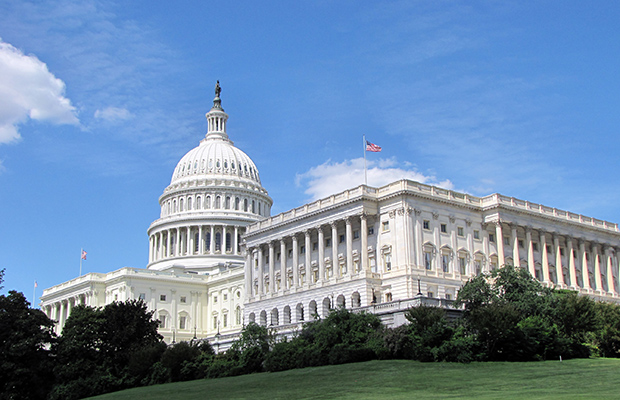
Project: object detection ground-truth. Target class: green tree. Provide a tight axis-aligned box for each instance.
[0,290,56,400]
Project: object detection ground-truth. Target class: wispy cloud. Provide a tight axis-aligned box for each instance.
[94,107,133,122]
[0,39,79,144]
[296,157,453,201]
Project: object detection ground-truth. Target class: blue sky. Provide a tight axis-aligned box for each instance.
[1,1,619,305]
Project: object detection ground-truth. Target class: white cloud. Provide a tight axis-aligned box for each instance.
[94,107,133,122]
[296,157,453,201]
[0,39,79,144]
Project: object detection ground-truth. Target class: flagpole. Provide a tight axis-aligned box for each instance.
[363,135,367,186]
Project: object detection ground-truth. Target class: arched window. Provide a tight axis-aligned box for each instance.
[235,306,242,325]
[173,200,177,212]
[244,199,248,212]
[205,232,211,251]
[205,196,211,209]
[179,198,184,212]
[194,232,199,253]
[187,197,192,210]
[252,200,256,214]
[196,196,201,210]
[225,196,231,209]
[215,196,221,209]
[226,233,232,252]
[215,232,221,251]
[258,201,262,216]
[296,303,304,322]
[235,197,240,210]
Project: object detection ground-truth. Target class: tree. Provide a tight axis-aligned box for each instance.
[0,290,56,400]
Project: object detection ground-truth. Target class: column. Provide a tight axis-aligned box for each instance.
[361,214,369,273]
[526,227,535,277]
[149,236,154,263]
[223,226,228,254]
[168,229,173,257]
[245,249,253,298]
[554,234,565,286]
[318,226,325,283]
[593,244,603,292]
[414,209,423,267]
[268,242,275,293]
[175,228,181,256]
[346,217,353,276]
[495,221,505,267]
[304,230,311,284]
[466,220,474,275]
[292,235,299,289]
[605,247,615,294]
[540,231,550,283]
[199,226,204,255]
[280,239,287,292]
[210,225,215,255]
[331,222,339,278]
[187,226,192,255]
[580,240,590,290]
[482,224,490,272]
[511,224,519,267]
[257,246,264,295]
[234,226,239,255]
[567,238,578,288]
[434,214,441,270]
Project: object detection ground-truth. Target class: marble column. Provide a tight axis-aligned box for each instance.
[346,218,353,275]
[511,224,520,267]
[361,214,369,273]
[292,235,299,289]
[540,231,550,283]
[526,227,535,277]
[257,246,264,295]
[304,230,311,285]
[318,226,325,283]
[568,239,578,288]
[268,242,275,293]
[495,221,505,267]
[280,239,287,292]
[580,240,591,290]
[593,244,603,292]
[331,222,339,278]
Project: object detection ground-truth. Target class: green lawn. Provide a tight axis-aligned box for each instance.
[88,358,620,400]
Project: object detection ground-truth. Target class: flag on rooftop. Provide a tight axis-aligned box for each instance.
[34,281,38,288]
[366,140,381,152]
[81,249,87,260]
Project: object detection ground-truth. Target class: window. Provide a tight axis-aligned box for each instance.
[519,239,524,248]
[213,316,218,330]
[442,254,449,272]
[459,257,466,274]
[546,245,552,254]
[179,316,186,330]
[223,314,228,328]
[445,294,451,300]
[235,306,242,325]
[504,237,510,246]
[427,291,434,298]
[368,227,375,235]
[475,261,482,275]
[180,296,187,303]
[489,233,495,243]
[312,242,318,251]
[213,295,218,303]
[457,227,464,237]
[139,293,146,300]
[276,252,281,261]
[424,252,432,270]
[385,254,392,271]
[382,221,389,231]
[300,245,305,254]
[114,294,118,301]
[159,315,166,328]
[473,230,480,240]
[533,243,539,252]
[160,294,167,302]
[423,220,430,230]
[325,238,331,247]
[353,230,360,239]
[560,248,565,256]
[288,249,293,258]
[223,293,227,301]
[339,234,345,243]
[440,224,447,233]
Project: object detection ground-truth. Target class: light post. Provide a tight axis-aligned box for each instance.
[417,275,422,296]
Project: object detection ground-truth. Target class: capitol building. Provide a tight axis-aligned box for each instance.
[41,84,620,345]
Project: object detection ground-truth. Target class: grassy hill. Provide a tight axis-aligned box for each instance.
[88,358,620,400]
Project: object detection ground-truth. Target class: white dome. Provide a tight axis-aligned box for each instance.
[171,136,261,186]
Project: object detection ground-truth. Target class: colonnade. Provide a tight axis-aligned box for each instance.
[492,221,619,295]
[42,293,90,334]
[245,214,371,299]
[149,224,244,263]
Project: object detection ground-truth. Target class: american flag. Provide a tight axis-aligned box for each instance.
[366,140,382,152]
[81,250,87,260]
[34,281,38,288]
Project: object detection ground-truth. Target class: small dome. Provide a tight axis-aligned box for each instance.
[171,136,261,185]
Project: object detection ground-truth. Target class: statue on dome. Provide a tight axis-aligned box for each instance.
[215,80,221,98]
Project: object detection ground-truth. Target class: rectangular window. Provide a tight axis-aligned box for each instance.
[504,237,510,245]
[560,248,565,256]
[440,224,447,233]
[519,239,524,248]
[300,245,305,254]
[160,315,166,328]
[424,252,432,270]
[385,254,392,271]
[223,314,228,328]
[457,227,464,237]
[339,234,345,243]
[180,296,187,303]
[423,220,430,230]
[325,238,331,247]
[288,249,293,258]
[442,254,449,272]
[213,316,218,330]
[473,230,480,240]
[445,294,451,300]
[533,243,539,252]
[312,242,318,251]
[489,233,495,243]
[353,230,360,239]
[459,257,466,274]
[139,293,146,300]
[382,221,390,232]
[223,293,227,301]
[179,316,186,330]
[368,227,375,235]
[546,246,552,254]
[277,252,281,261]
[160,294,166,302]
[427,291,434,298]
[475,261,481,275]
[213,295,218,303]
